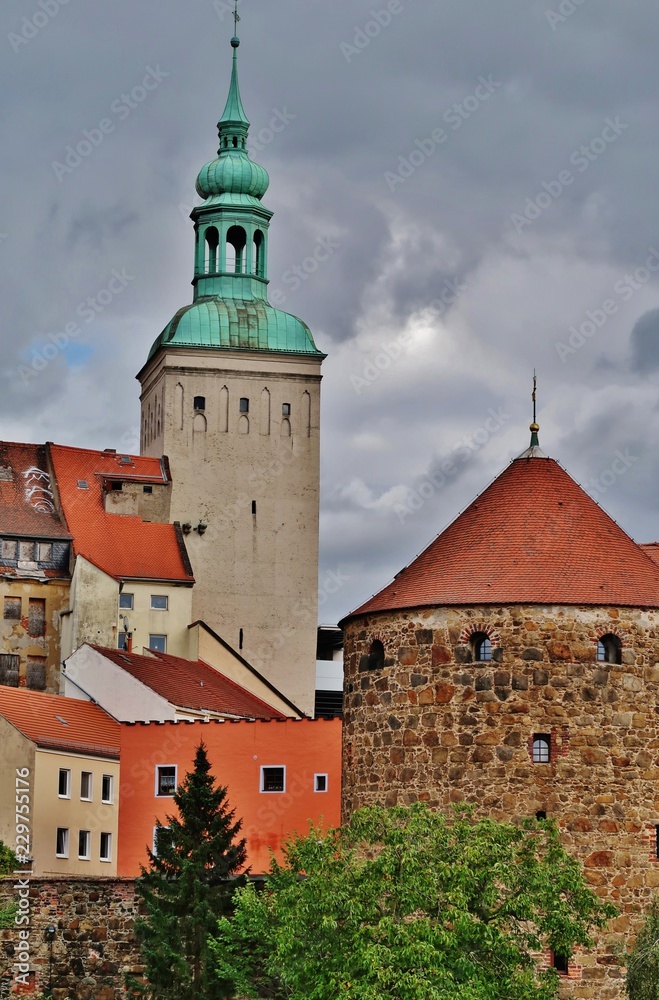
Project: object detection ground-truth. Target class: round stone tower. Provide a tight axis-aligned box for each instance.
[340,427,659,998]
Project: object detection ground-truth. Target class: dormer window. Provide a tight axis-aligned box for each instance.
[597,634,622,664]
[470,632,492,662]
[194,396,206,412]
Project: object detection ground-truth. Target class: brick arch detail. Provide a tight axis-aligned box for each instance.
[594,624,629,646]
[459,622,502,646]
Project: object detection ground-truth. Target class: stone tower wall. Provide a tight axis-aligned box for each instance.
[342,603,659,999]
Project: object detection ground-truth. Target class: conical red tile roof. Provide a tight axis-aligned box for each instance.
[347,456,659,618]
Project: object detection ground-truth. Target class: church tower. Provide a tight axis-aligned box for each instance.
[137,28,325,715]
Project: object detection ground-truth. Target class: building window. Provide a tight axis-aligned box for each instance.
[56,828,69,858]
[3,597,21,620]
[36,542,52,562]
[100,832,112,863]
[119,593,134,610]
[552,952,569,974]
[314,774,328,793]
[101,775,114,804]
[78,830,91,860]
[597,634,622,665]
[156,766,177,797]
[536,810,547,821]
[117,632,132,651]
[260,766,285,793]
[27,598,46,638]
[150,595,168,611]
[282,403,291,416]
[239,398,249,413]
[367,639,385,671]
[532,735,551,763]
[149,634,167,653]
[58,768,71,798]
[1,539,18,560]
[80,772,92,801]
[143,485,153,495]
[471,632,492,662]
[19,541,35,562]
[26,656,47,690]
[194,396,206,411]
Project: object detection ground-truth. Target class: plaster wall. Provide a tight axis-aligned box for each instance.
[32,750,119,877]
[0,578,69,693]
[139,347,322,716]
[0,719,35,853]
[118,717,341,877]
[343,603,659,999]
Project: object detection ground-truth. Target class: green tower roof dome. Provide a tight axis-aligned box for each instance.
[196,152,269,200]
[148,299,325,360]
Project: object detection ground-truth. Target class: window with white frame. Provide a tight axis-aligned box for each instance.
[260,766,285,793]
[100,832,112,863]
[56,828,69,858]
[58,768,71,798]
[149,634,167,653]
[80,771,92,801]
[78,830,91,860]
[532,734,551,763]
[119,592,134,610]
[314,774,328,793]
[150,595,168,611]
[156,765,177,797]
[101,774,114,804]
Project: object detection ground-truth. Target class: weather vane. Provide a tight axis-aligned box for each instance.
[532,369,537,425]
[234,0,240,36]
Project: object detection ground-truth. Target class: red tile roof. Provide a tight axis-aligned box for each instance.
[0,688,120,757]
[48,444,193,583]
[90,645,287,720]
[641,544,659,566]
[0,442,70,539]
[347,456,659,618]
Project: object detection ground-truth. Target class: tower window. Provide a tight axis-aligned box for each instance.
[226,225,247,274]
[368,640,385,671]
[470,632,492,662]
[532,734,551,763]
[253,230,265,277]
[205,227,219,274]
[194,396,206,411]
[282,403,291,416]
[597,634,622,664]
[552,953,569,974]
[240,398,249,413]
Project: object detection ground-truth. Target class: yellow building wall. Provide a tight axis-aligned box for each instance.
[0,718,35,854]
[32,749,120,876]
[0,577,69,693]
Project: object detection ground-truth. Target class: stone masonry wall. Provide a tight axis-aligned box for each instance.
[342,603,659,1000]
[0,878,141,999]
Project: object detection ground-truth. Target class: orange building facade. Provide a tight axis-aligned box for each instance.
[118,717,341,876]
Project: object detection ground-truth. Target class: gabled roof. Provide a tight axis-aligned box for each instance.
[346,454,659,619]
[48,444,193,584]
[90,645,287,720]
[0,442,70,540]
[0,688,120,758]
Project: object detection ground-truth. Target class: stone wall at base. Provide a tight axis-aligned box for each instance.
[342,603,659,1000]
[0,878,141,999]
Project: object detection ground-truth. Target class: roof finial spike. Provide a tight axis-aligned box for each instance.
[530,369,540,448]
[232,0,240,44]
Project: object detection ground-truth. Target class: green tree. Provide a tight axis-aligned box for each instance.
[625,899,659,999]
[0,840,17,929]
[134,742,248,1000]
[213,803,615,1000]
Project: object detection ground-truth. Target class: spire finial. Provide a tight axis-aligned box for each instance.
[232,0,240,45]
[530,370,540,447]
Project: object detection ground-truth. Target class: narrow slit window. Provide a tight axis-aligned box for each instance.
[471,632,492,662]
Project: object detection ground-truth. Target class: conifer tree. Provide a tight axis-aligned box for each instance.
[134,741,248,1000]
[625,899,659,999]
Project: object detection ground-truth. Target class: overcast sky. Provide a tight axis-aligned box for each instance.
[2,0,659,624]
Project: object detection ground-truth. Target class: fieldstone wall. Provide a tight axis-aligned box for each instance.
[0,878,141,998]
[343,603,659,1000]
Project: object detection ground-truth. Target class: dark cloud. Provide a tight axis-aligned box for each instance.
[3,0,659,623]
